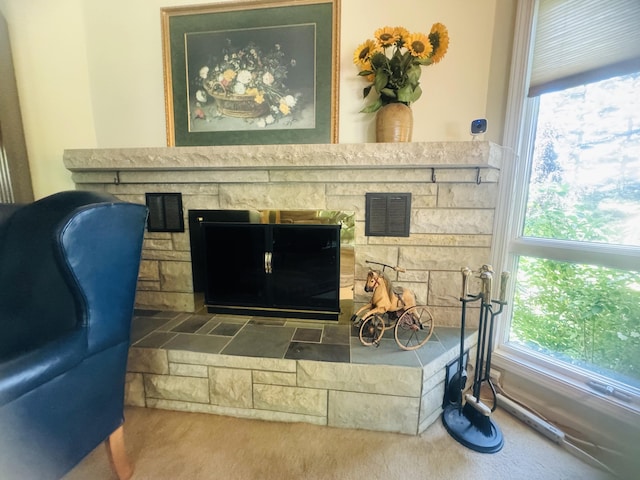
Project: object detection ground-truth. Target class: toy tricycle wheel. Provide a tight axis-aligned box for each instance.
[359,315,385,346]
[394,306,434,350]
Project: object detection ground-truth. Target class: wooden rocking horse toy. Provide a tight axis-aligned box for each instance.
[350,261,416,326]
[351,261,434,351]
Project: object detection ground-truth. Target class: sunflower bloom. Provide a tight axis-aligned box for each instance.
[356,58,375,82]
[353,39,377,68]
[429,23,449,64]
[405,33,432,59]
[374,26,398,47]
[393,26,410,47]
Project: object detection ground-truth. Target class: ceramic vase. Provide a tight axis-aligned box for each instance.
[375,103,413,142]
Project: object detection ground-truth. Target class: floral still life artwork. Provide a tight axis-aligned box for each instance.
[354,23,449,113]
[187,25,316,133]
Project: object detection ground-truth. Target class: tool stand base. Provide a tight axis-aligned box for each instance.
[442,405,504,453]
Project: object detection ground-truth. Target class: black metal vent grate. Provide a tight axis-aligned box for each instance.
[145,193,184,232]
[365,193,411,237]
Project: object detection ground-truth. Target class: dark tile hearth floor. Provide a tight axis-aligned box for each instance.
[131,309,471,368]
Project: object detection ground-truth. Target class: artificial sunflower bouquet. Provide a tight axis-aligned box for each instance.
[353,24,449,112]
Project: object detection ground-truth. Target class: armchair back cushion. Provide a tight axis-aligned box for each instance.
[0,193,93,360]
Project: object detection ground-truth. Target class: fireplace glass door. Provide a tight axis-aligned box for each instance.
[201,222,340,319]
[270,224,340,311]
[203,223,269,307]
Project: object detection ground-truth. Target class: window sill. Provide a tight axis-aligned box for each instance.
[491,345,640,472]
[492,344,639,416]
[490,345,639,474]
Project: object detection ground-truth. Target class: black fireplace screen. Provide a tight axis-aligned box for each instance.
[188,209,354,320]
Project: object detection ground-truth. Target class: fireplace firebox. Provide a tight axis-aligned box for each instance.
[189,210,355,321]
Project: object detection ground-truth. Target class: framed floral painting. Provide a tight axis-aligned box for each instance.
[161,0,340,146]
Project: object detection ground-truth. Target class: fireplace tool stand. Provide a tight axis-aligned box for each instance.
[442,265,509,453]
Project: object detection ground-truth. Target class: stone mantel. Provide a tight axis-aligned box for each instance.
[63,141,504,173]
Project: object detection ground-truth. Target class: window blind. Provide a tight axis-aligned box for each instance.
[0,126,14,202]
[528,0,640,97]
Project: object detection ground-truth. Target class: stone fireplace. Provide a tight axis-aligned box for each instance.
[63,142,504,435]
[64,141,505,328]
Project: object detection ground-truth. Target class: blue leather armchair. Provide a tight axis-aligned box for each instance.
[0,191,147,480]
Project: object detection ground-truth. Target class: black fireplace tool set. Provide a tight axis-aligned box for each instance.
[442,265,510,453]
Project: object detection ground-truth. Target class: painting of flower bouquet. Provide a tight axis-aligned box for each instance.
[190,33,310,131]
[161,0,339,146]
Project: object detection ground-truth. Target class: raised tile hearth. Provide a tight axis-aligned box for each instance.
[125,309,477,435]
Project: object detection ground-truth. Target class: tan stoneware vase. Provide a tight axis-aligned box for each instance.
[375,102,413,142]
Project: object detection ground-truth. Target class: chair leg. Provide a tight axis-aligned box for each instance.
[105,425,134,480]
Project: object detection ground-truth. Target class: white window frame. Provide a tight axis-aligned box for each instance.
[489,0,640,458]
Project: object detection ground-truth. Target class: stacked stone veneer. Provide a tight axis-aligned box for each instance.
[64,141,504,328]
[125,333,477,435]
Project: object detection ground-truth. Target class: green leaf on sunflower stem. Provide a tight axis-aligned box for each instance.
[380,88,397,98]
[371,51,387,69]
[403,52,416,69]
[397,85,413,103]
[374,72,388,93]
[360,98,383,113]
[412,85,423,102]
[390,53,403,69]
[363,85,373,98]
[417,57,434,66]
[358,70,374,77]
[407,65,422,84]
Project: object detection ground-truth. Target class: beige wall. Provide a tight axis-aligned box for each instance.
[0,0,514,198]
[0,10,33,202]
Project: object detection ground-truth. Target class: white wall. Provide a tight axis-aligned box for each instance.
[0,0,513,198]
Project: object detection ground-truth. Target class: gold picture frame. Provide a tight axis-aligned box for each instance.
[161,0,340,146]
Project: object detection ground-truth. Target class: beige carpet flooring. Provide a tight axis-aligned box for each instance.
[63,406,616,480]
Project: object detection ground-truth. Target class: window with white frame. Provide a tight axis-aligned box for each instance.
[499,0,640,403]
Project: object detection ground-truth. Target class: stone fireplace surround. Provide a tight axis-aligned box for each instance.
[64,141,504,324]
[63,141,504,435]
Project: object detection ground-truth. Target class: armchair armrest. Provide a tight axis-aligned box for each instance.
[0,329,86,406]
